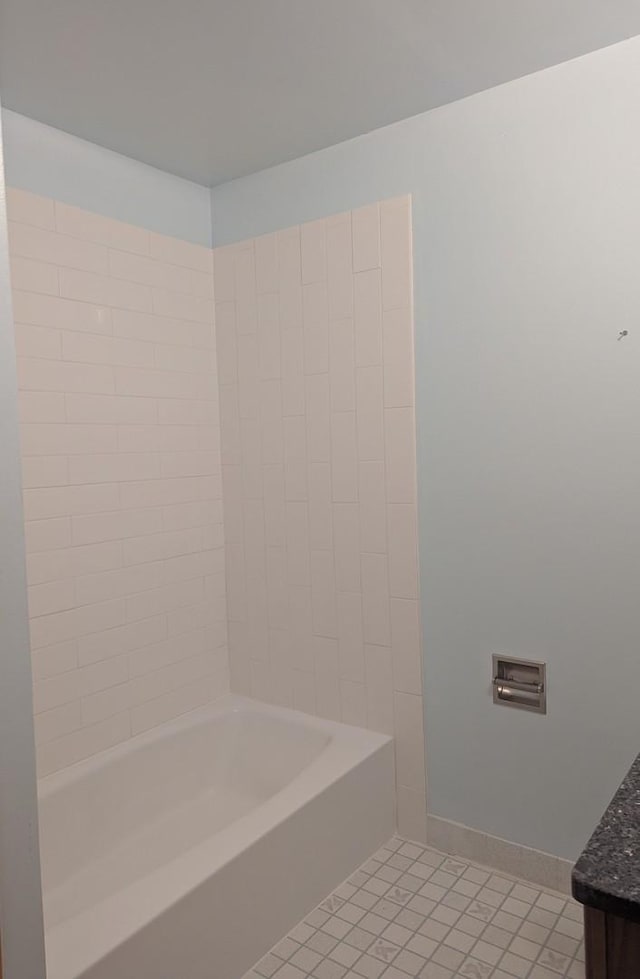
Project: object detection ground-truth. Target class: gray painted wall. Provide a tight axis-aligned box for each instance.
[1,109,212,246]
[0,104,46,979]
[212,36,640,860]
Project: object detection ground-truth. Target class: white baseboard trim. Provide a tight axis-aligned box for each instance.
[426,814,573,896]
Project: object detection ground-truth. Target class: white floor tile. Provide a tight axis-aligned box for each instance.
[243,838,585,979]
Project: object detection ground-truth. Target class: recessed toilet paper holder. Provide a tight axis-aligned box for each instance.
[492,654,546,714]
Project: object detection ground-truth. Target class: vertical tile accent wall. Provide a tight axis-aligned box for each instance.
[7,188,229,777]
[214,196,427,840]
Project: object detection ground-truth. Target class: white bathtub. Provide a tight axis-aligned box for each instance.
[38,695,395,979]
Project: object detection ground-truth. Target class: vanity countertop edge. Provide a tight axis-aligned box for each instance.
[572,751,640,923]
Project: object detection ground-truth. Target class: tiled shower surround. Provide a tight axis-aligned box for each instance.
[213,197,426,840]
[244,837,585,979]
[7,188,426,840]
[7,188,228,776]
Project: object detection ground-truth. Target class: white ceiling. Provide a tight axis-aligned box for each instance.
[1,1,640,187]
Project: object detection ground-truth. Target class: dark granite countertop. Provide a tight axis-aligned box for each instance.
[572,751,640,922]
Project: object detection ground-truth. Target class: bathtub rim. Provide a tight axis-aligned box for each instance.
[37,692,340,799]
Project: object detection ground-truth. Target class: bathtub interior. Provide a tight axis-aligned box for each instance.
[38,702,330,927]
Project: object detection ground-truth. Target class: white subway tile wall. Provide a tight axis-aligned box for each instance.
[7,189,229,776]
[214,197,427,840]
[7,190,425,836]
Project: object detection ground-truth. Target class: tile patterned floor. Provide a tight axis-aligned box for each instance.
[243,837,584,979]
